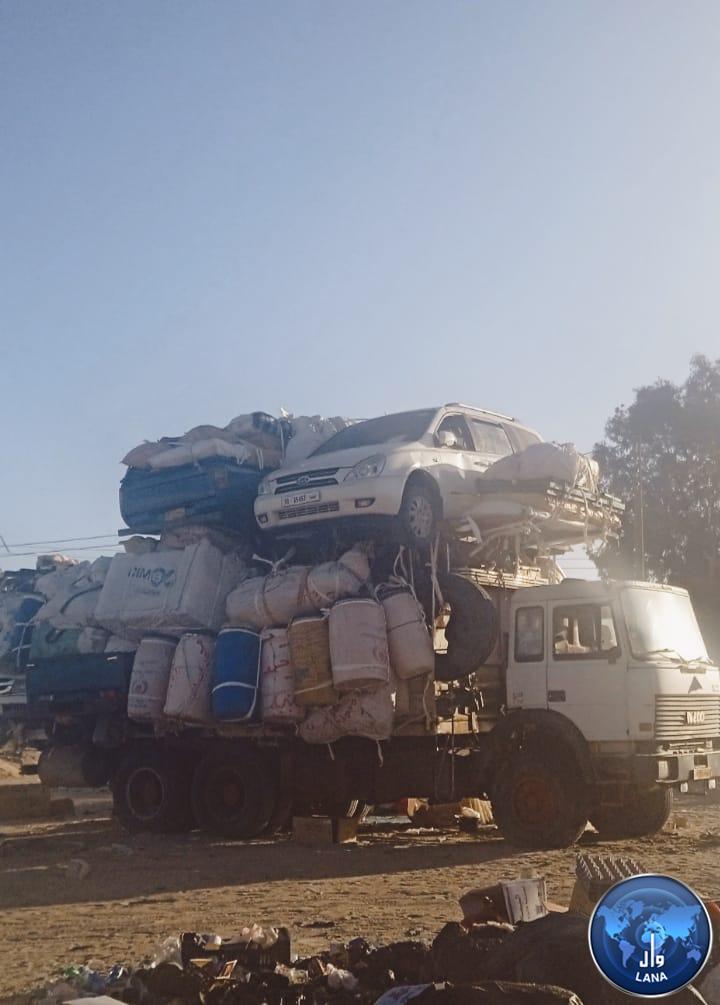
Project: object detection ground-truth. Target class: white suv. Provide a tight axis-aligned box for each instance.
[254,404,542,543]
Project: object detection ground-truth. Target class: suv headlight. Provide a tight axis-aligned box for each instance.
[344,454,386,482]
[257,478,273,496]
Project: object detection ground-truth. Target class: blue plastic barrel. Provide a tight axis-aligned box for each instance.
[212,628,261,722]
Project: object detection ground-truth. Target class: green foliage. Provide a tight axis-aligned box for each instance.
[592,355,720,583]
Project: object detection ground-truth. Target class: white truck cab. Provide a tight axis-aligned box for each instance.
[487,579,720,847]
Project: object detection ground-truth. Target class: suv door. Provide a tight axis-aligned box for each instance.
[428,413,479,519]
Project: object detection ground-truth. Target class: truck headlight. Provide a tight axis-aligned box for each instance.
[344,454,386,482]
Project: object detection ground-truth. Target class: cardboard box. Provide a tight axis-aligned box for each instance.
[292,816,358,845]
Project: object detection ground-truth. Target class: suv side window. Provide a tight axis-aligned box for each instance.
[553,604,619,660]
[436,415,474,451]
[469,418,512,458]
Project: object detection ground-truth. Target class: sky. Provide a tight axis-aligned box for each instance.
[1,1,719,573]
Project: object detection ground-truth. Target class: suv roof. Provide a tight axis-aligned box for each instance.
[443,402,516,422]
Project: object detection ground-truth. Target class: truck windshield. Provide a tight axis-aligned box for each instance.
[620,587,711,664]
[312,409,436,456]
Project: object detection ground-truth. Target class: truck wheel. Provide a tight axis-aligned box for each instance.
[399,479,439,545]
[112,747,193,833]
[191,748,277,839]
[590,786,673,839]
[491,751,588,849]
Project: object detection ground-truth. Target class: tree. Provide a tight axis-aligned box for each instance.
[592,355,720,655]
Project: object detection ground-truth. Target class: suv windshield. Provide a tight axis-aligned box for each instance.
[312,409,436,456]
[620,587,711,664]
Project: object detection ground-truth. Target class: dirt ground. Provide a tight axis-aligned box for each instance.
[2,773,720,1002]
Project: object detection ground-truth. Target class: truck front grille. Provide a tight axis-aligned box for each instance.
[655,694,720,745]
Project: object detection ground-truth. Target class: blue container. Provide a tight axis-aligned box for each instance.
[212,628,261,722]
[26,652,135,707]
[119,457,265,535]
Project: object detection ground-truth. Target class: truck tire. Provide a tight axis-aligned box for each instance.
[590,785,673,839]
[434,573,498,682]
[112,747,194,833]
[491,750,588,849]
[191,747,277,839]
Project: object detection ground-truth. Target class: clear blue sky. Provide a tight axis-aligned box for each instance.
[2,1,719,570]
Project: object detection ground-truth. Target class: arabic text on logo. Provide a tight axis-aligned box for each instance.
[588,873,712,997]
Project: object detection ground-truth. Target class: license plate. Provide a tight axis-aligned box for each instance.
[693,766,712,780]
[281,490,321,509]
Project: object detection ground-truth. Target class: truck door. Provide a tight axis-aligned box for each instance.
[546,600,628,742]
[506,602,548,710]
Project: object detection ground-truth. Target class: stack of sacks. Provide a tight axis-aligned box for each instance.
[122,411,288,472]
[282,414,356,463]
[298,596,394,744]
[213,547,370,725]
[225,546,369,629]
[299,583,436,744]
[93,539,247,641]
[29,557,118,661]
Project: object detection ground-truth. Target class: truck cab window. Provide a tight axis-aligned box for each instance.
[553,604,618,659]
[515,606,544,662]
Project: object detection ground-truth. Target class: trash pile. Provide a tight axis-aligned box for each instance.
[23,872,717,1005]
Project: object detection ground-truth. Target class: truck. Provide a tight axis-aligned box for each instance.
[5,573,719,849]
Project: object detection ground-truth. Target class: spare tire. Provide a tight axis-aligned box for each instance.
[434,573,498,682]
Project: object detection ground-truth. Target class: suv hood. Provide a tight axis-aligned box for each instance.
[270,444,404,478]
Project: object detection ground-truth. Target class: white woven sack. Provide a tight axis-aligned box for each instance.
[164,633,215,722]
[226,566,314,630]
[381,589,434,680]
[329,598,390,691]
[261,628,305,724]
[94,541,246,640]
[305,547,369,608]
[127,637,177,721]
[334,684,395,740]
[299,684,394,744]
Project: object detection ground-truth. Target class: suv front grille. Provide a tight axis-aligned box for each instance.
[655,694,720,745]
[274,468,340,493]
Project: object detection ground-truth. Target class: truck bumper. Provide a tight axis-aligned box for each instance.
[631,749,720,787]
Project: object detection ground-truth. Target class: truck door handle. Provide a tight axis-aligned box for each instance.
[547,690,566,703]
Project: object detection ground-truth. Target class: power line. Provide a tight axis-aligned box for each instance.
[4,533,120,548]
[3,543,125,559]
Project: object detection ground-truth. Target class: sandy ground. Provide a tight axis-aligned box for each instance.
[1,774,720,1001]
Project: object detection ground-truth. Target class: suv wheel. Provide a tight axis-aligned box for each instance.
[399,480,439,544]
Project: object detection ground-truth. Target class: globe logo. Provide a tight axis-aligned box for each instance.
[589,874,712,997]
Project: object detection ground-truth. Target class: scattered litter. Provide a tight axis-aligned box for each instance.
[62,858,90,880]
